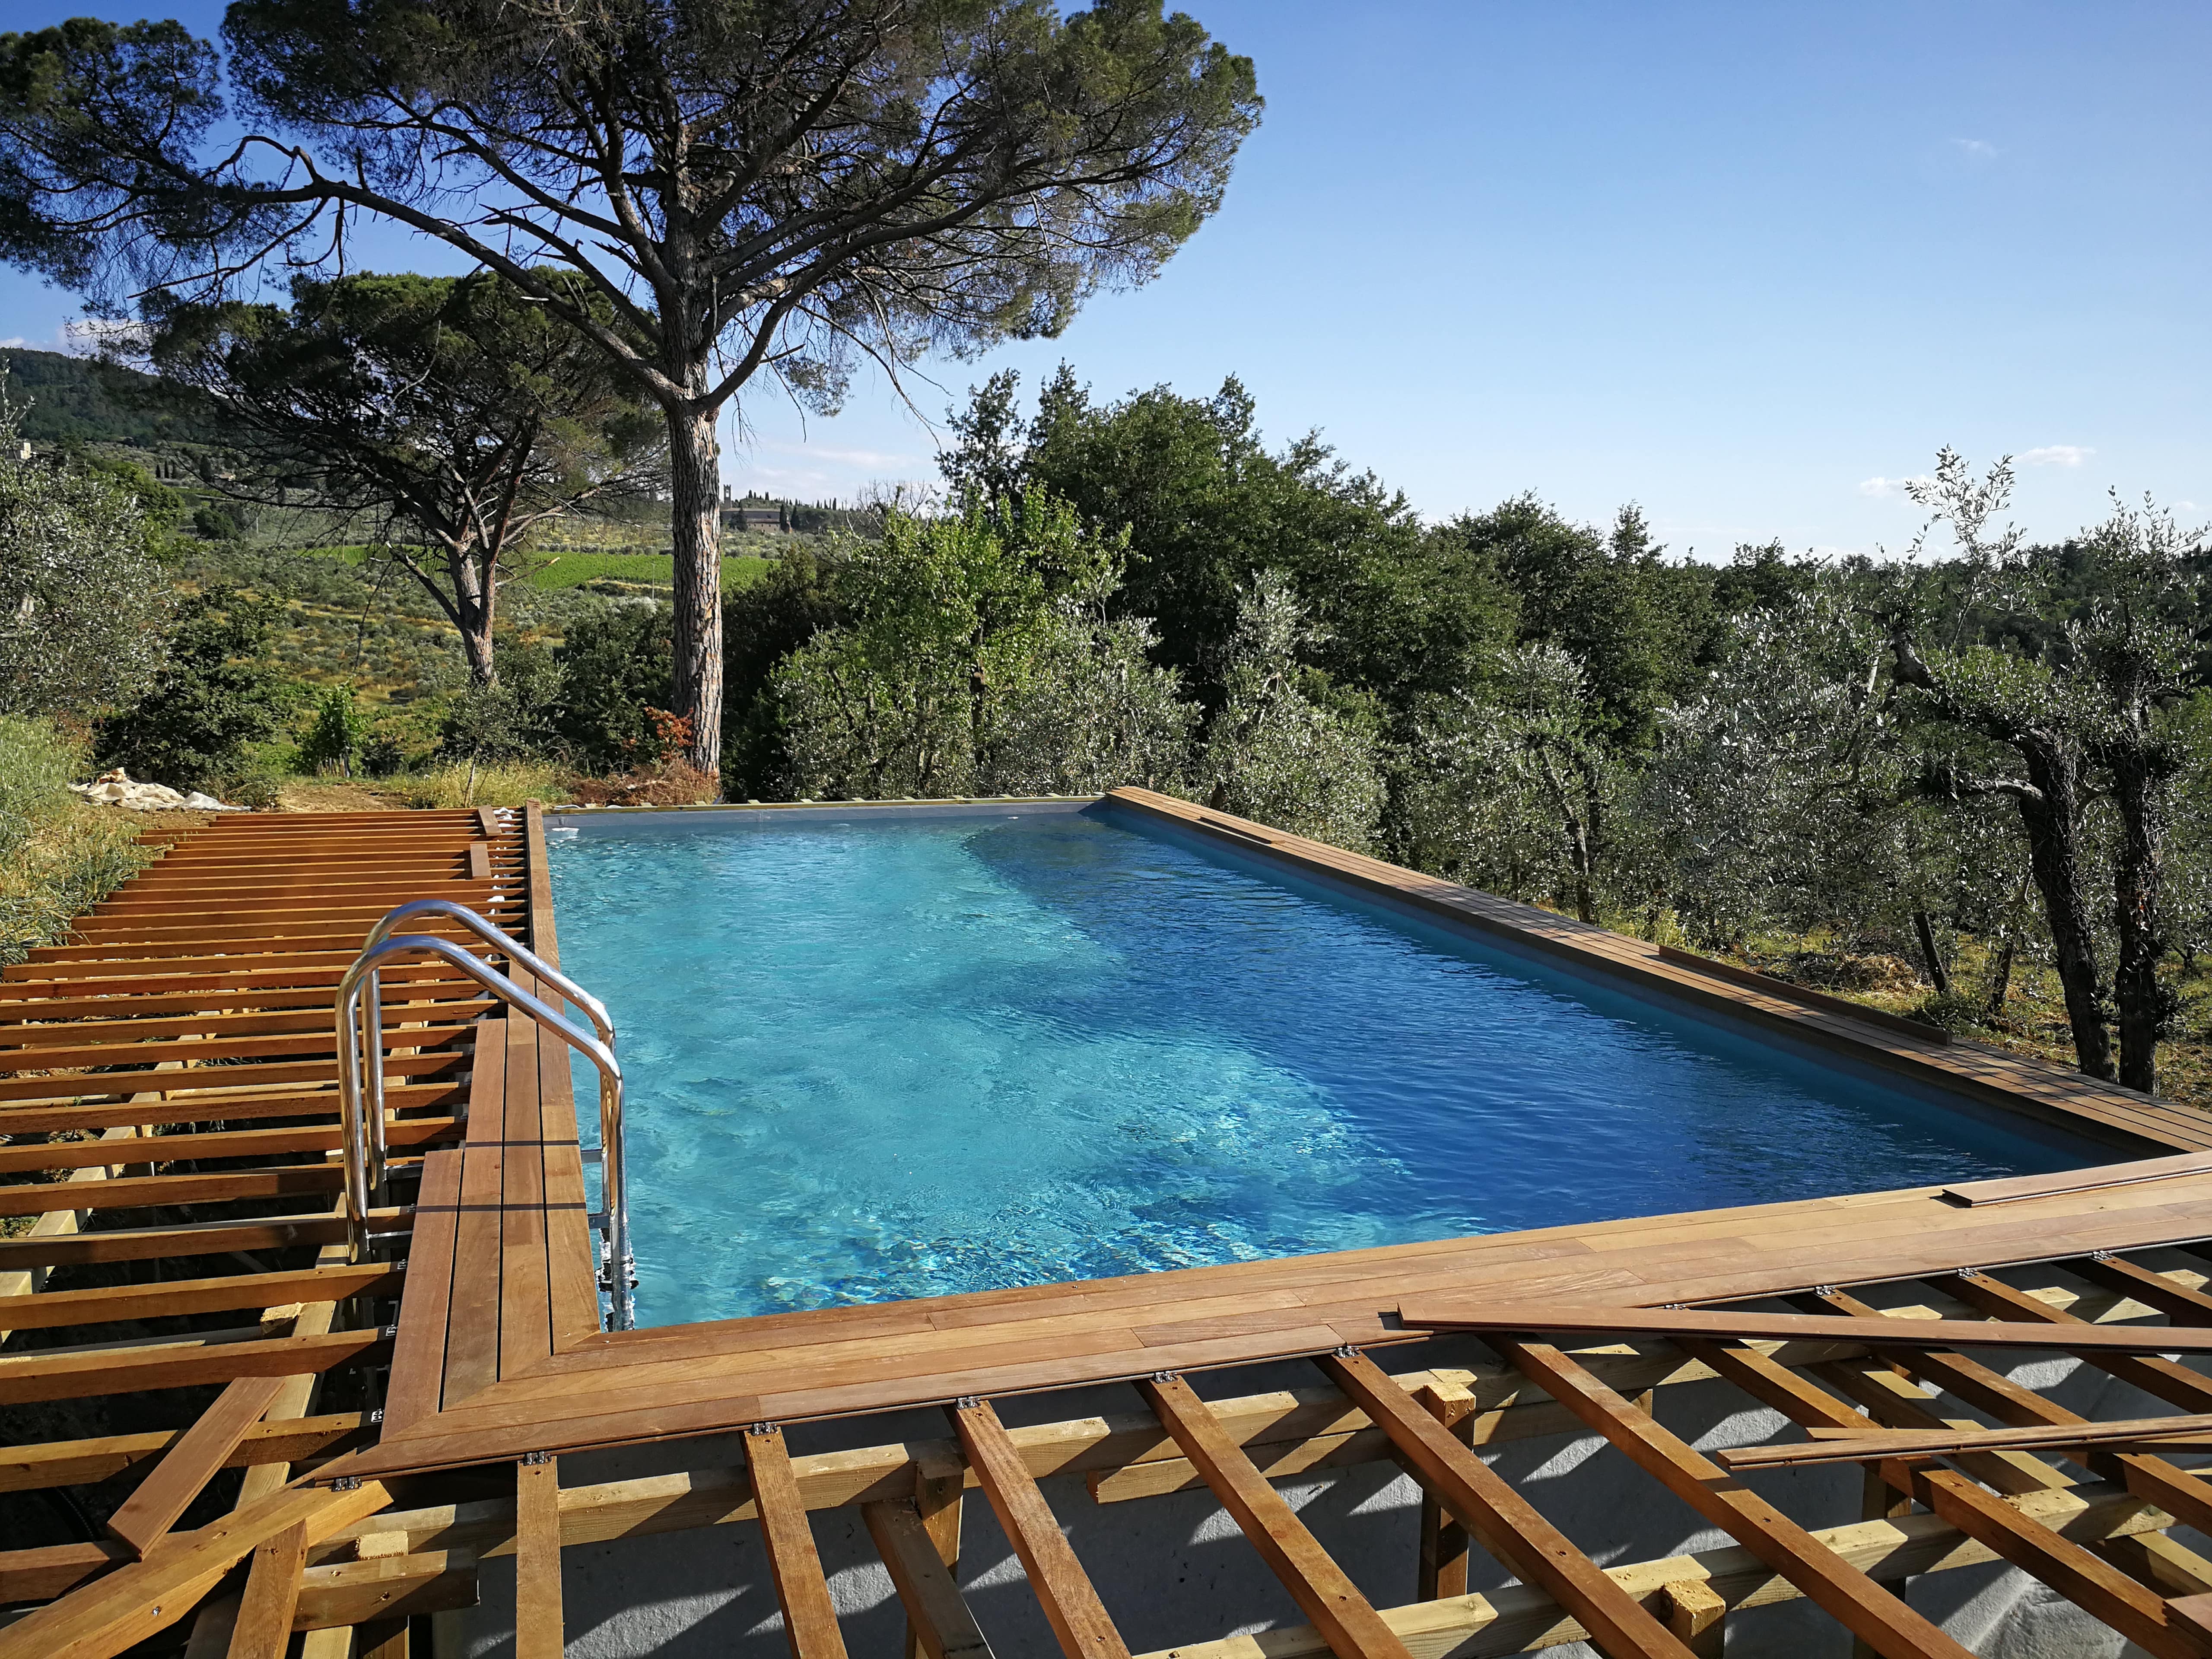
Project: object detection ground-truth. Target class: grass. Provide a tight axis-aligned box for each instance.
[0,716,166,966]
[399,760,571,809]
[526,549,772,594]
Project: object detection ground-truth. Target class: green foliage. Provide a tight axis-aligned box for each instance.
[1435,497,1717,745]
[0,715,153,964]
[0,371,172,716]
[94,586,292,790]
[722,550,852,798]
[953,368,1518,714]
[549,604,676,772]
[1195,572,1385,852]
[298,682,369,775]
[0,346,213,446]
[775,494,1192,800]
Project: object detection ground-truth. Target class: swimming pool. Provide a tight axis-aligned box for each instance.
[549,803,2093,1327]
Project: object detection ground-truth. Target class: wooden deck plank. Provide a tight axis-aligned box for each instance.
[439,1036,511,1404]
[105,1375,292,1558]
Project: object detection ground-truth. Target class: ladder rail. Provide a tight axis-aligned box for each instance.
[353,897,611,1190]
[336,914,635,1331]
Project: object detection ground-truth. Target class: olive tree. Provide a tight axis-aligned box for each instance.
[0,374,170,718]
[776,492,1190,798]
[1881,450,2209,1091]
[0,2,1259,776]
[1194,571,1385,852]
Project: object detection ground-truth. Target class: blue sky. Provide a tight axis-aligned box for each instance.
[3,2,2206,556]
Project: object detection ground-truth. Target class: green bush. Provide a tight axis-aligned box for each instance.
[299,684,370,775]
[95,588,294,791]
[0,715,155,965]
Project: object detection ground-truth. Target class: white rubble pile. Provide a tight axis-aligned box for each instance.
[69,768,244,812]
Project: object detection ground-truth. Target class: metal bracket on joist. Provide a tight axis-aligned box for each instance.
[1333,1343,1361,1359]
[954,1395,982,1411]
[747,1421,779,1438]
[1150,1370,1179,1384]
[1812,1285,1838,1297]
[521,1448,553,1465]
[331,1475,362,1491]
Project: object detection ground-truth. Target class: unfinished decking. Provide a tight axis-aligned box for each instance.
[6,795,2212,1659]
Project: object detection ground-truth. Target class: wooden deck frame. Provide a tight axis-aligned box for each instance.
[11,796,2212,1659]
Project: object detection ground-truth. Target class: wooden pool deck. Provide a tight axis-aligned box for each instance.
[6,795,2212,1658]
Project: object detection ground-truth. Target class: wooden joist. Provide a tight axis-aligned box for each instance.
[0,1327,388,1405]
[0,1208,410,1273]
[953,1400,1129,1659]
[0,1480,391,1659]
[0,1411,366,1494]
[864,1499,993,1659]
[513,1456,565,1659]
[1722,1411,2212,1470]
[1319,1350,1695,1659]
[747,1426,849,1659]
[1493,1339,1978,1659]
[226,1521,309,1659]
[1139,1372,1416,1659]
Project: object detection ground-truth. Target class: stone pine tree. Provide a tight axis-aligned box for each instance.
[140,270,665,686]
[0,2,1261,778]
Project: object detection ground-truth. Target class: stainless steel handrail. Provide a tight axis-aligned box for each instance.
[336,914,634,1330]
[350,897,613,1193]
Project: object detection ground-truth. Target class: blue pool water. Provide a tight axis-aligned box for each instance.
[550,807,2087,1326]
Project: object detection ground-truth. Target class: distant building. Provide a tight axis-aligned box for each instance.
[718,486,787,533]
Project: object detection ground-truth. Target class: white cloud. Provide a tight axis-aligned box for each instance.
[759,439,921,470]
[1954,137,1999,160]
[1858,475,1932,499]
[0,337,27,350]
[2021,444,2094,468]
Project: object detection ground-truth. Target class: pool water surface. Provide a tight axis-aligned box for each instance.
[550,808,2087,1326]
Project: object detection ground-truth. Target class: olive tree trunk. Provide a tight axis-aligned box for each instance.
[2107,747,2171,1094]
[2011,742,2115,1081]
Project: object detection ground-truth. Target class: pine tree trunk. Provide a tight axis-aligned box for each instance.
[449,545,498,687]
[667,403,725,782]
[2012,743,2114,1080]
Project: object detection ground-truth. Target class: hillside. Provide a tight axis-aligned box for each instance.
[0,345,219,448]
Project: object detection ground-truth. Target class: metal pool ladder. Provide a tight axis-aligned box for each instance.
[336,898,637,1331]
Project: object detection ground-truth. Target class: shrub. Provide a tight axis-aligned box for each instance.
[551,601,674,771]
[95,588,293,791]
[0,715,156,964]
[1193,572,1385,851]
[299,684,370,775]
